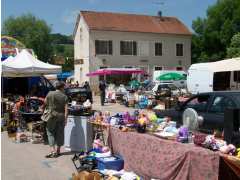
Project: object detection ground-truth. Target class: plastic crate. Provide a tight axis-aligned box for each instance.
[96,155,124,171]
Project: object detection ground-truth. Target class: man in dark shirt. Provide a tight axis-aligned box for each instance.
[99,80,106,106]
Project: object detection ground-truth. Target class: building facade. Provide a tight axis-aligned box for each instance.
[73,11,192,89]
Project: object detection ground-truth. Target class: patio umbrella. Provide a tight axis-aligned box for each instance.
[86,68,144,76]
[156,72,186,81]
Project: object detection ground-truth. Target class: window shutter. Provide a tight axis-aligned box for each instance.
[109,41,112,55]
[95,40,99,54]
[133,41,137,55]
[120,41,123,55]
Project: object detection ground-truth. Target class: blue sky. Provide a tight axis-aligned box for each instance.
[2,0,217,35]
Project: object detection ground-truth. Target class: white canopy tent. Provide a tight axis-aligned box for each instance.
[2,49,62,77]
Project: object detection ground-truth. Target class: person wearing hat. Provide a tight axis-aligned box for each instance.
[44,81,68,158]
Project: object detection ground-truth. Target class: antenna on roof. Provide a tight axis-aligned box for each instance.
[152,0,165,20]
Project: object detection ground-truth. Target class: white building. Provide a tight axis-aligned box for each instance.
[73,11,192,90]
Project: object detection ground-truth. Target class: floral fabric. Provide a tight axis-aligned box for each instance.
[109,127,219,180]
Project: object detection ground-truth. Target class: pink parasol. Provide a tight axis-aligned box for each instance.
[86,68,145,76]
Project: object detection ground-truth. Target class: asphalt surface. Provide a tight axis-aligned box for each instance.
[2,96,135,180]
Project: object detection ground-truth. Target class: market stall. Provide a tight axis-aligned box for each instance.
[1,49,62,143]
[80,109,240,180]
[108,127,219,180]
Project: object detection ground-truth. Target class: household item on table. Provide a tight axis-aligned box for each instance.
[72,153,97,172]
[103,111,111,124]
[236,148,240,158]
[203,135,228,151]
[219,144,236,155]
[83,99,92,108]
[72,171,102,180]
[68,104,92,116]
[182,108,202,131]
[116,84,127,94]
[136,124,146,133]
[138,95,148,109]
[97,155,124,171]
[177,126,189,143]
[106,84,116,103]
[154,131,176,140]
[64,115,93,152]
[153,103,165,110]
[101,169,140,180]
[193,133,207,146]
[163,126,178,134]
[95,151,112,158]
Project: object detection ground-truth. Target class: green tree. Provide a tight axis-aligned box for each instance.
[192,0,240,63]
[50,33,73,44]
[2,14,53,62]
[227,32,240,58]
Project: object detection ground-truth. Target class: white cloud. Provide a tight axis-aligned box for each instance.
[62,10,79,24]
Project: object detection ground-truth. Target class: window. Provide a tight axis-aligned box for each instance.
[120,41,137,55]
[95,40,112,55]
[176,67,183,71]
[154,66,163,71]
[209,96,236,114]
[184,95,210,112]
[234,71,240,83]
[176,43,183,56]
[155,43,162,56]
[124,66,134,68]
[100,66,108,69]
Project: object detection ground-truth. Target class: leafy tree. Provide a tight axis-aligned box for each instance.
[192,0,240,63]
[50,33,73,44]
[227,32,240,58]
[2,14,53,62]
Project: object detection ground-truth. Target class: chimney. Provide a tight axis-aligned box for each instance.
[158,11,162,17]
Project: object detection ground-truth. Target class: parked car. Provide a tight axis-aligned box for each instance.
[152,83,187,97]
[65,87,93,104]
[154,91,240,133]
[2,76,55,97]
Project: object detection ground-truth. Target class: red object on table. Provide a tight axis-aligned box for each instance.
[108,127,219,180]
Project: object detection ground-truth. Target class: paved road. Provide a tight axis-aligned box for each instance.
[2,96,134,180]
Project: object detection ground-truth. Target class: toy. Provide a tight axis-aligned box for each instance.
[138,114,148,125]
[94,111,103,123]
[103,111,111,123]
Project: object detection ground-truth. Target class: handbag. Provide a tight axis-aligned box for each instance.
[41,108,52,122]
[41,93,55,122]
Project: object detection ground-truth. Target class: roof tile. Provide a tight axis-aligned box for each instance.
[80,11,192,35]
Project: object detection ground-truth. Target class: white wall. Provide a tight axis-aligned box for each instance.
[88,30,191,86]
[74,16,90,85]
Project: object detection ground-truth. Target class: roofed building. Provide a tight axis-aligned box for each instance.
[73,10,192,88]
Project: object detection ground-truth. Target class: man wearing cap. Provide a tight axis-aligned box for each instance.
[44,81,68,158]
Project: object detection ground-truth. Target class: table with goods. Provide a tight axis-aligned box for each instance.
[73,108,240,180]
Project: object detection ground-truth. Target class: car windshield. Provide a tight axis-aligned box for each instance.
[167,84,178,90]
[66,88,87,93]
[232,94,240,104]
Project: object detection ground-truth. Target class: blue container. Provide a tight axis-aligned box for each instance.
[97,155,124,171]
